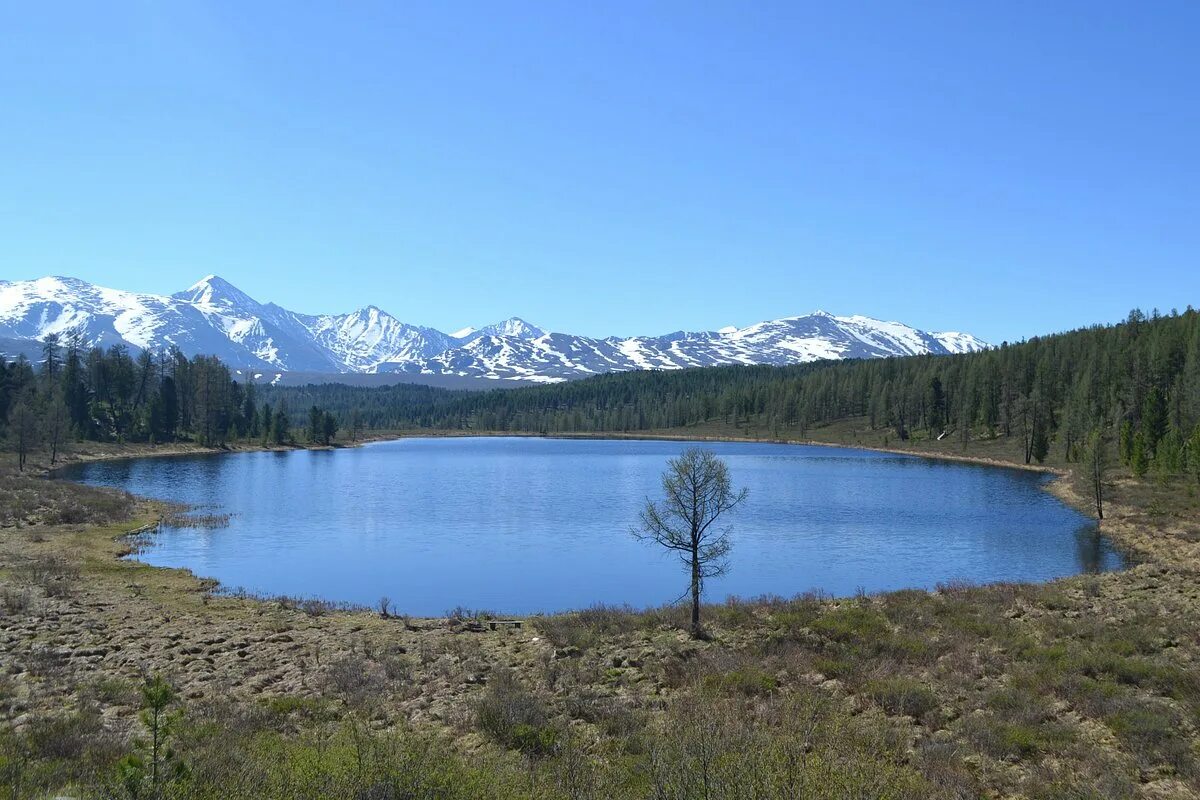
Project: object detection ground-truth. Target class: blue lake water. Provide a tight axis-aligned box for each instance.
[61,437,1123,615]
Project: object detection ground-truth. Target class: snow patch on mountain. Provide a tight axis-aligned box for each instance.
[931,331,989,354]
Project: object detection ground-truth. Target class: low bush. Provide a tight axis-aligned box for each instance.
[0,586,30,615]
[565,691,647,739]
[647,692,930,799]
[535,603,642,650]
[323,653,387,707]
[702,667,778,697]
[812,603,892,644]
[20,554,80,598]
[1106,704,1194,775]
[474,668,557,755]
[865,676,938,718]
[960,715,1075,761]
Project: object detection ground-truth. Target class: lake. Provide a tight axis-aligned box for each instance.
[61,437,1123,615]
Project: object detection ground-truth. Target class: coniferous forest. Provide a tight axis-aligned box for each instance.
[0,331,339,468]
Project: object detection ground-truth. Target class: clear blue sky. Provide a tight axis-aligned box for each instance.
[2,2,1197,343]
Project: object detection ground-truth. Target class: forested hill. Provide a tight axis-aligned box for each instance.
[269,308,1200,476]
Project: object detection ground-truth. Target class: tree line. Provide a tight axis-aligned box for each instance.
[1,330,341,468]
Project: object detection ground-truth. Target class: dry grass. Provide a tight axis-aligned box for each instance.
[0,465,134,527]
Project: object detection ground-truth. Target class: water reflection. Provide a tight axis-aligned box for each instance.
[60,438,1126,614]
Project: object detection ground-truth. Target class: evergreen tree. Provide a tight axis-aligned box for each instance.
[1119,420,1134,465]
[260,403,273,446]
[40,332,61,385]
[1141,387,1169,456]
[1189,424,1200,484]
[1130,432,1149,478]
[322,411,337,445]
[272,402,290,445]
[308,405,323,444]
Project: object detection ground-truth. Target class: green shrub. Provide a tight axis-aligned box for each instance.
[509,723,559,757]
[534,603,642,650]
[474,669,551,751]
[702,668,778,697]
[961,716,1075,761]
[812,604,892,643]
[812,655,856,679]
[865,677,937,718]
[1107,705,1194,774]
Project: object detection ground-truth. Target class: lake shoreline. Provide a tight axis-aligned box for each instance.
[47,425,1115,569]
[58,428,1130,617]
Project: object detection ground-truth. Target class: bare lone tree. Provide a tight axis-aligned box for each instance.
[634,447,748,638]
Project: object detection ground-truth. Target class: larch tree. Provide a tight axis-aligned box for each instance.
[42,388,70,466]
[7,390,40,471]
[1083,427,1107,520]
[634,447,747,638]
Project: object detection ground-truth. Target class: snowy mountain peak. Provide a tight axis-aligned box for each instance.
[174,274,261,311]
[479,317,546,339]
[0,275,987,383]
[450,317,547,344]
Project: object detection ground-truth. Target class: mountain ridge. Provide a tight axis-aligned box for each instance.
[0,275,987,383]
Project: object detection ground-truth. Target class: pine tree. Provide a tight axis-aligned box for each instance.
[1189,424,1200,484]
[308,405,323,444]
[40,333,61,385]
[1131,431,1149,478]
[1120,420,1134,465]
[1031,422,1050,464]
[1141,387,1169,456]
[272,402,290,445]
[259,403,273,446]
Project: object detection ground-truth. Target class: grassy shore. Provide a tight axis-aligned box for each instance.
[3,424,1200,798]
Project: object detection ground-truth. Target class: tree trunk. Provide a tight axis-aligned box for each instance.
[690,549,701,637]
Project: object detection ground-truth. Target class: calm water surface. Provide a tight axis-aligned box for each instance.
[62,437,1123,614]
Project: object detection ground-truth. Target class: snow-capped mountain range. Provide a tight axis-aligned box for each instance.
[0,276,987,383]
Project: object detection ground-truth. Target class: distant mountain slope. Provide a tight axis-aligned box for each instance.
[0,275,987,382]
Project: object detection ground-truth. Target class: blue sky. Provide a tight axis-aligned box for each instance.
[1,2,1197,344]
